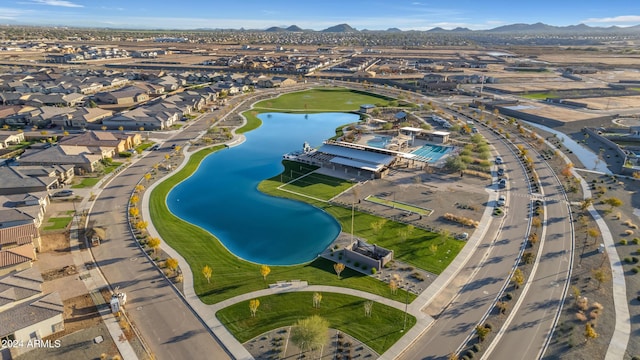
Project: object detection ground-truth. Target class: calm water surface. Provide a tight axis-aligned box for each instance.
[167,112,357,265]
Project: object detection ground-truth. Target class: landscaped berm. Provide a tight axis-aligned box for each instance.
[148,86,463,353]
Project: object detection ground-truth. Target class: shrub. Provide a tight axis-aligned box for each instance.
[472,344,482,352]
[634,238,640,245]
[632,267,640,274]
[625,230,634,236]
[576,312,587,321]
[484,323,492,330]
[505,293,513,300]
[361,265,367,270]
[371,267,377,274]
[620,239,628,245]
[466,350,475,358]
[625,257,633,264]
[354,262,360,267]
[633,257,639,264]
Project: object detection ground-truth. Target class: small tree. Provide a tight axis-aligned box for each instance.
[135,184,145,193]
[603,197,623,211]
[144,173,152,182]
[260,264,271,282]
[389,279,398,295]
[130,195,139,204]
[290,315,329,354]
[511,268,524,289]
[528,233,538,247]
[249,299,260,317]
[587,228,600,245]
[147,237,160,257]
[312,292,322,309]
[129,207,140,218]
[585,323,598,340]
[333,262,345,279]
[135,220,148,232]
[592,267,609,289]
[448,353,459,360]
[202,265,212,284]
[364,300,373,317]
[165,258,179,275]
[475,325,490,342]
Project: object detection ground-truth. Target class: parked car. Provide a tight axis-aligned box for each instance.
[498,179,507,188]
[497,195,506,206]
[149,144,160,151]
[497,168,505,176]
[52,189,74,197]
[495,156,503,165]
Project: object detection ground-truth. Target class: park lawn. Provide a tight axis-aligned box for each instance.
[217,292,415,354]
[237,110,262,134]
[149,147,415,305]
[259,161,465,275]
[71,177,100,189]
[281,172,354,201]
[253,88,394,111]
[43,216,72,231]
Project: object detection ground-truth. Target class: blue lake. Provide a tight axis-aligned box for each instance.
[167,112,358,265]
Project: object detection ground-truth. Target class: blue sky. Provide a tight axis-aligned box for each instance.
[1,0,639,30]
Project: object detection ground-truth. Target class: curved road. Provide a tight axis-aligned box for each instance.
[89,115,233,360]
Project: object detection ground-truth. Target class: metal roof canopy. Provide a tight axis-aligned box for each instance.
[318,144,396,166]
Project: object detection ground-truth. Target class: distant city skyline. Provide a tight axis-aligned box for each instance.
[1,0,639,31]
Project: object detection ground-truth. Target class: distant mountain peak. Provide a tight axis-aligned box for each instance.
[322,23,357,32]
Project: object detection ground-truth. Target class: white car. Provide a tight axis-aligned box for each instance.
[497,195,506,206]
[495,156,503,164]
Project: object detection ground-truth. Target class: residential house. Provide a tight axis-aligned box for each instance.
[0,166,58,195]
[95,86,149,105]
[0,208,38,229]
[0,131,25,148]
[23,93,85,107]
[256,76,297,88]
[0,223,41,254]
[60,130,138,154]
[104,105,180,130]
[10,164,74,185]
[50,107,113,128]
[18,145,105,174]
[0,268,64,358]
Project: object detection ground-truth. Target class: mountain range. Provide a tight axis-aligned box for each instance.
[262,22,640,34]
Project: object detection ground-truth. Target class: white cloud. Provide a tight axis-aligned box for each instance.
[582,15,640,24]
[0,8,24,19]
[30,0,84,8]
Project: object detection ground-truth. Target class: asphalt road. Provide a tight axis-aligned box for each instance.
[484,136,572,360]
[399,118,534,360]
[89,111,232,360]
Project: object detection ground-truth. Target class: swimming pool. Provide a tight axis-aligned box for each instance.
[367,135,392,148]
[411,144,453,162]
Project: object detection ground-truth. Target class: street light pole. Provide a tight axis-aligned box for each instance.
[402,283,413,332]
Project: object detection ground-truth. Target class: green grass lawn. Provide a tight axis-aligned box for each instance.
[149,147,415,305]
[254,88,394,111]
[217,292,415,354]
[103,161,123,175]
[520,92,557,100]
[71,177,100,189]
[43,217,73,231]
[259,162,465,274]
[135,142,154,152]
[365,195,433,216]
[280,169,354,201]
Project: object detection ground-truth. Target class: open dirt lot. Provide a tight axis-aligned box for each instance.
[570,95,640,110]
